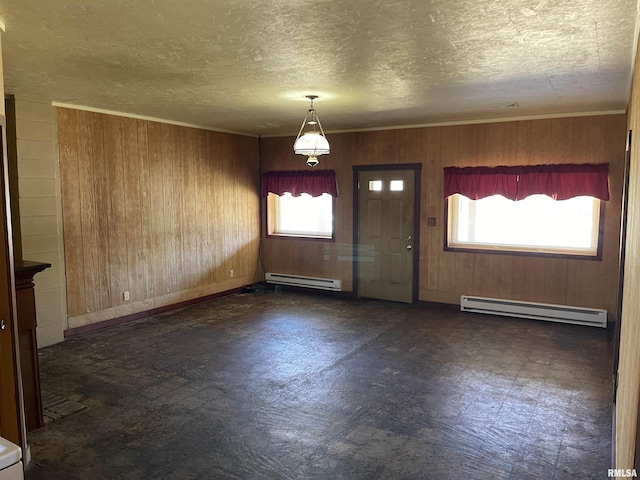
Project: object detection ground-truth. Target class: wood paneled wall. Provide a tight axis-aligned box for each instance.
[616,32,640,469]
[261,115,626,315]
[57,108,260,328]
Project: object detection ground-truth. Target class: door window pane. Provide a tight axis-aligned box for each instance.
[369,180,382,191]
[390,180,404,191]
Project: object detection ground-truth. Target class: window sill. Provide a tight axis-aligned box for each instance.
[267,233,335,242]
[445,244,601,260]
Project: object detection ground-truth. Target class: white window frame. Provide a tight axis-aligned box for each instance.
[266,192,335,240]
[445,193,603,258]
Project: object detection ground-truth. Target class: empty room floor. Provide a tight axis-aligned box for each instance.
[25,290,612,479]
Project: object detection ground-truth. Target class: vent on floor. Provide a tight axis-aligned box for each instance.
[266,273,341,291]
[42,395,87,425]
[460,295,607,328]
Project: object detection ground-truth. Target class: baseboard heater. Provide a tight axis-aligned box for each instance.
[460,295,607,328]
[265,273,342,292]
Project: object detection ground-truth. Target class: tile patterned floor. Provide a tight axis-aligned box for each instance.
[25,290,613,479]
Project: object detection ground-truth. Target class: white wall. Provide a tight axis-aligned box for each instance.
[15,99,67,346]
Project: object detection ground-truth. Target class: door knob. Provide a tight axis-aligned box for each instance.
[0,319,5,330]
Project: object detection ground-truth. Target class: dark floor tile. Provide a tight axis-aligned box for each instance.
[26,291,612,480]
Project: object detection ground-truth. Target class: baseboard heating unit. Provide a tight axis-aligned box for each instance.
[265,273,342,292]
[460,295,607,328]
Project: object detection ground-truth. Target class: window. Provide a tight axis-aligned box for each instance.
[446,194,602,257]
[390,180,404,191]
[369,180,382,191]
[262,169,338,240]
[267,192,334,239]
[368,179,404,191]
[443,163,608,258]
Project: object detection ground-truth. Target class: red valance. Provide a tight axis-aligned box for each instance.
[443,163,609,201]
[262,169,338,197]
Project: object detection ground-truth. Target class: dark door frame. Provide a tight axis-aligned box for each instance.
[614,130,631,386]
[352,163,422,303]
[0,114,25,450]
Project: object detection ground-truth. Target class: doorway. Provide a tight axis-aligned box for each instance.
[353,164,421,303]
[0,119,25,449]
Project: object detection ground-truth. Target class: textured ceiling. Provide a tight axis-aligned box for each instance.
[0,0,637,136]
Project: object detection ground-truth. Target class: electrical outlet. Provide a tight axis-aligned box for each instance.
[123,291,130,301]
[229,269,235,278]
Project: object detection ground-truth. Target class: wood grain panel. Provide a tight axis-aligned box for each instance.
[542,259,568,305]
[208,131,224,283]
[491,254,512,300]
[615,33,640,470]
[103,115,127,306]
[220,133,235,278]
[161,123,183,294]
[243,138,258,277]
[523,258,546,304]
[77,111,101,313]
[121,117,144,302]
[261,114,626,317]
[147,121,167,298]
[425,128,443,294]
[92,112,113,311]
[57,108,260,327]
[194,129,213,286]
[509,256,528,301]
[57,108,85,317]
[136,119,154,300]
[179,127,197,289]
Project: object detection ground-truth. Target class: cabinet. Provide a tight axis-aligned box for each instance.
[14,260,50,432]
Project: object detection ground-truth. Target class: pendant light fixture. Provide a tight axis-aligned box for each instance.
[293,95,330,167]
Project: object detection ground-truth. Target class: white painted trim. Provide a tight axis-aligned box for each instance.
[50,102,258,137]
[628,1,640,106]
[261,109,626,138]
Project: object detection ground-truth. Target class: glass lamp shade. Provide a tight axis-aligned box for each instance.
[293,132,330,156]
